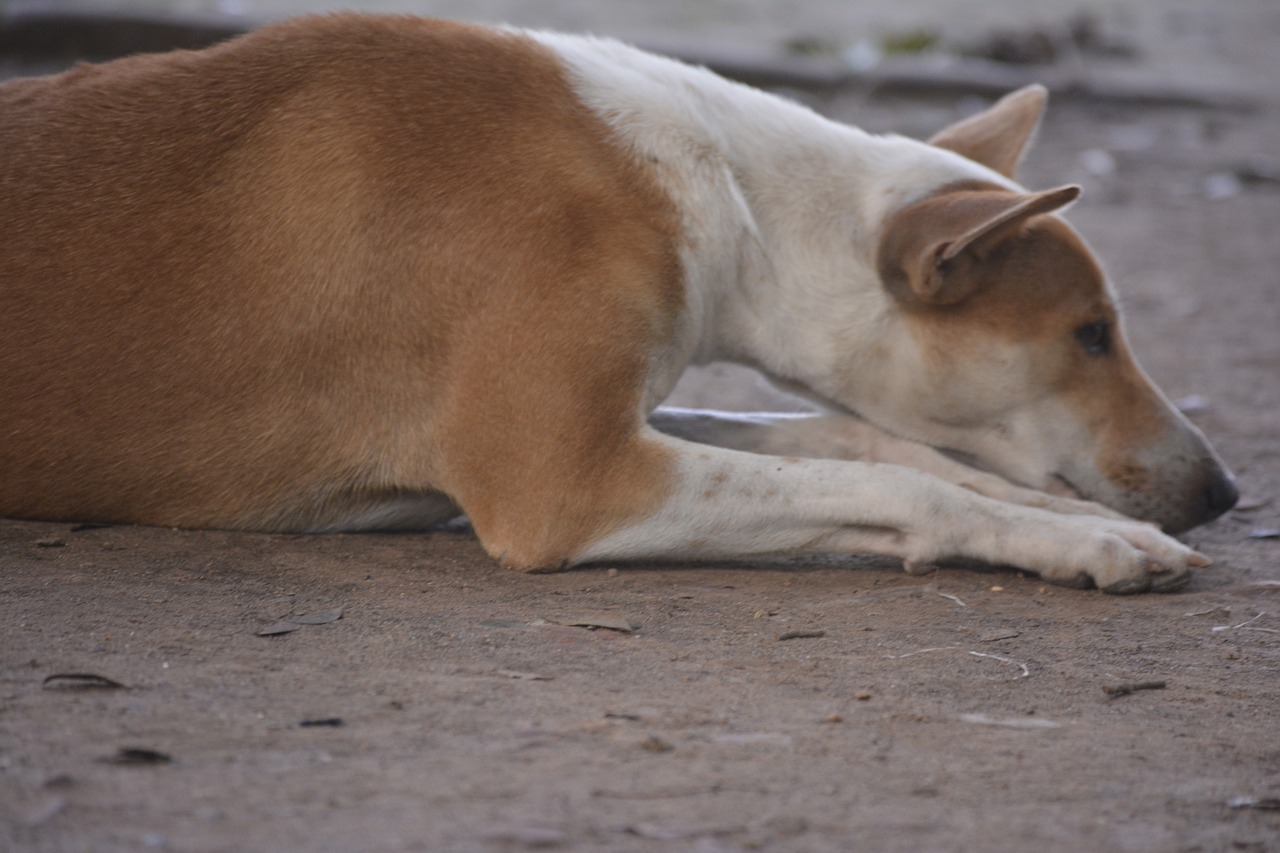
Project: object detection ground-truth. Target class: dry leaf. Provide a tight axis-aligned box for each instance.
[256,620,302,636]
[1228,796,1280,811]
[777,629,826,641]
[960,713,1060,729]
[496,669,553,681]
[288,609,343,625]
[554,614,635,632]
[42,673,127,690]
[299,717,344,728]
[98,747,172,766]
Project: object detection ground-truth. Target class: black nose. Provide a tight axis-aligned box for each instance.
[1203,473,1240,520]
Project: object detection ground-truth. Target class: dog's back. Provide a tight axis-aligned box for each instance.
[1,15,680,532]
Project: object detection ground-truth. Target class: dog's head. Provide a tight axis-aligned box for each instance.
[853,86,1235,533]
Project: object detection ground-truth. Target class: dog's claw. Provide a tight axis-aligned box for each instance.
[1097,557,1193,594]
[1149,570,1193,593]
[1100,576,1152,595]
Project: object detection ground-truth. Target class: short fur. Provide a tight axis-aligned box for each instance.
[1,15,1236,592]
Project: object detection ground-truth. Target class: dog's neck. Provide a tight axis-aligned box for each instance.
[536,30,1012,414]
[676,90,1015,419]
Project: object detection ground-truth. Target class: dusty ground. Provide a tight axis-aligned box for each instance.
[2,1,1279,851]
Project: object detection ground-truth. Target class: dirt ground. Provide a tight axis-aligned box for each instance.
[2,1,1279,851]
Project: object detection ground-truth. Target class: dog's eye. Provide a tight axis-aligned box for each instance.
[1074,320,1111,356]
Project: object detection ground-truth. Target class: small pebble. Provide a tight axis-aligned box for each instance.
[639,735,673,753]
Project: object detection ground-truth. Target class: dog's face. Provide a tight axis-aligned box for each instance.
[868,186,1235,532]
[848,88,1236,532]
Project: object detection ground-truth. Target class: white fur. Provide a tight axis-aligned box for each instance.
[530,31,1016,409]
[516,32,1219,592]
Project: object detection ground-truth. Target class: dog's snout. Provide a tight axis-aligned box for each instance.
[1203,472,1240,520]
[1159,465,1239,534]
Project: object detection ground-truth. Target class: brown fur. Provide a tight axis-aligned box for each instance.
[0,15,683,567]
[878,179,1223,526]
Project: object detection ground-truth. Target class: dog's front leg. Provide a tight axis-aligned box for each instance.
[650,407,1127,521]
[573,434,1205,593]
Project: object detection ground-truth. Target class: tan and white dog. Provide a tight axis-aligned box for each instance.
[1,15,1237,593]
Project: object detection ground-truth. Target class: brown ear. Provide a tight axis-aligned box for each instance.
[878,184,1081,308]
[928,85,1048,178]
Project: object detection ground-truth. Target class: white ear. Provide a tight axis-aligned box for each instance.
[928,85,1049,178]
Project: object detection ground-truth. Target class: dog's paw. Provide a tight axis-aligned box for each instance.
[1036,518,1208,594]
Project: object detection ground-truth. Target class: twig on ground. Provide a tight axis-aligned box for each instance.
[1212,612,1267,633]
[884,647,1029,678]
[777,629,826,641]
[1102,680,1167,697]
[887,646,959,659]
[1228,796,1280,811]
[960,713,1060,729]
[592,784,733,800]
[968,651,1030,678]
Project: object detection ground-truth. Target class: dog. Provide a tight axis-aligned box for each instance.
[0,14,1238,593]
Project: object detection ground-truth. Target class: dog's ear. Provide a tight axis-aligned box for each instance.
[928,85,1048,178]
[878,184,1081,308]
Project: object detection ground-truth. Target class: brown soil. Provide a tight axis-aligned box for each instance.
[2,2,1278,851]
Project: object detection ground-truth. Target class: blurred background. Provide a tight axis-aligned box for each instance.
[1,0,1273,99]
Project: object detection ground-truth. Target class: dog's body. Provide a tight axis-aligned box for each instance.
[1,15,1237,592]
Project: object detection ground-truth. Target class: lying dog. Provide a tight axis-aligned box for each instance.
[0,14,1237,593]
